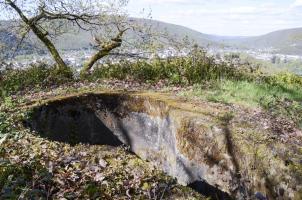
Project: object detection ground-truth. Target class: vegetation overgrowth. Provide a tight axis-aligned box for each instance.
[0,48,253,97]
[87,54,252,84]
[0,63,73,98]
[1,48,302,198]
[1,49,302,129]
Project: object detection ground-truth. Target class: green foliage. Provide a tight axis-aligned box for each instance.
[0,97,17,136]
[180,79,302,126]
[0,98,28,137]
[88,48,253,85]
[84,182,103,199]
[0,162,53,199]
[0,112,10,135]
[1,48,301,127]
[265,72,302,87]
[0,63,73,99]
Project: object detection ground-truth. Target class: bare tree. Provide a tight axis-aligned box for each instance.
[80,14,160,71]
[0,0,185,76]
[0,0,138,73]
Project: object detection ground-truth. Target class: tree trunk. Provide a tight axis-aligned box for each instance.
[80,29,127,75]
[5,0,68,71]
[81,43,122,75]
[31,26,67,70]
[81,50,109,73]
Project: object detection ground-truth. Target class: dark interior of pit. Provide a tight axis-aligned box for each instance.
[25,95,232,200]
[26,102,122,146]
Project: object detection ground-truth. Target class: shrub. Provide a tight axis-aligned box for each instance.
[265,72,302,87]
[89,49,254,85]
[0,63,74,99]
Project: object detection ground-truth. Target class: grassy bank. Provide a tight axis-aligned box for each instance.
[1,54,302,127]
[179,80,302,127]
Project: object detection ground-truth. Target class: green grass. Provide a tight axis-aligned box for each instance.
[180,80,302,126]
[1,53,301,127]
[181,80,302,107]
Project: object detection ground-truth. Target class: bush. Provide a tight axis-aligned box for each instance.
[89,48,253,85]
[265,72,302,87]
[0,63,74,98]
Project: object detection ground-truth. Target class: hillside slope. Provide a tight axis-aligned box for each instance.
[223,28,302,55]
[0,19,219,53]
[0,19,302,55]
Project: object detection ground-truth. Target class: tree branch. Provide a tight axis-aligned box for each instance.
[81,28,129,74]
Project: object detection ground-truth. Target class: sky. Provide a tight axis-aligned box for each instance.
[127,0,302,36]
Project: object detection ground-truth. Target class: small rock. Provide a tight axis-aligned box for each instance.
[99,158,107,168]
[94,173,105,182]
[255,192,267,200]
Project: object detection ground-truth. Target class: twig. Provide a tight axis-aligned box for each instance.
[159,185,168,200]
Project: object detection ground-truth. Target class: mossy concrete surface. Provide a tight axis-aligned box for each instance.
[26,91,302,200]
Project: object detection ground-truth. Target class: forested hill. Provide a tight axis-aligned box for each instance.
[1,19,302,55]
